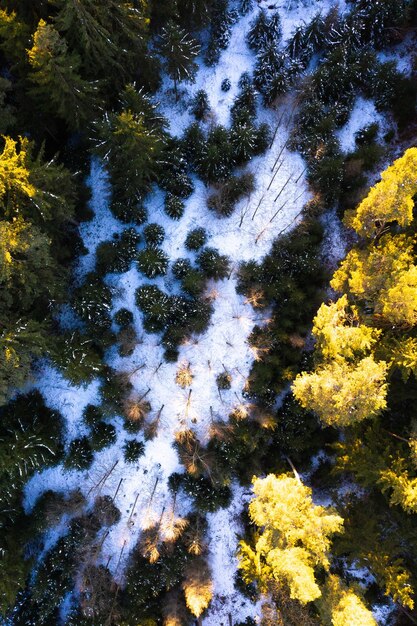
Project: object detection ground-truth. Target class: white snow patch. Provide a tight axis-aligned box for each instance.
[336,97,385,154]
[203,484,261,625]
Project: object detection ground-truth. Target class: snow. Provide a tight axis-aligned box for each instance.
[336,97,386,154]
[21,0,395,623]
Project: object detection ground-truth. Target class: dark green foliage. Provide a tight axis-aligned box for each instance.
[159,138,195,198]
[205,0,237,66]
[197,247,230,280]
[72,272,113,336]
[156,21,200,94]
[180,267,206,298]
[191,89,210,121]
[110,201,148,225]
[137,247,169,278]
[52,0,150,79]
[50,331,104,386]
[230,81,257,124]
[207,172,255,217]
[143,223,165,246]
[114,308,134,328]
[83,404,103,427]
[221,78,231,92]
[237,218,326,402]
[64,437,94,470]
[124,439,145,463]
[216,371,232,390]
[371,61,417,129]
[246,9,281,52]
[172,258,193,279]
[185,227,207,251]
[164,193,185,220]
[92,85,167,207]
[123,544,190,620]
[100,366,133,415]
[271,394,322,464]
[196,124,235,183]
[181,122,206,164]
[91,421,117,451]
[0,391,64,613]
[136,285,171,333]
[95,228,141,275]
[171,472,232,512]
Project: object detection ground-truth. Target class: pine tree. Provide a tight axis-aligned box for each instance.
[27,20,98,129]
[93,86,166,208]
[51,0,149,75]
[238,474,343,603]
[156,21,200,99]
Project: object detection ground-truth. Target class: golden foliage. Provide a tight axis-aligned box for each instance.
[292,356,388,427]
[345,147,417,238]
[312,295,380,361]
[319,574,376,626]
[182,558,213,618]
[175,363,193,388]
[238,474,343,604]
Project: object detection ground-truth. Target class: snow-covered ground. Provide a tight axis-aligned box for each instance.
[22,0,398,623]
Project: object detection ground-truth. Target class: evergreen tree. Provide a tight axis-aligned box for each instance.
[27,20,98,129]
[156,21,200,99]
[51,0,150,76]
[93,85,166,210]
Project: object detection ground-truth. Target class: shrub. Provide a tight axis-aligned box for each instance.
[137,247,169,278]
[95,228,140,275]
[114,307,134,328]
[136,285,171,332]
[82,404,103,427]
[124,439,146,463]
[111,199,147,225]
[197,247,230,280]
[72,273,113,335]
[181,122,206,165]
[65,437,93,470]
[185,227,207,251]
[117,324,137,357]
[91,421,117,451]
[172,258,193,279]
[159,138,194,198]
[143,223,165,247]
[181,268,206,298]
[164,193,185,220]
[247,9,281,52]
[207,172,255,217]
[221,78,231,92]
[93,495,121,526]
[216,372,232,390]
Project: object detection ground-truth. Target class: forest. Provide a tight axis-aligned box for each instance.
[0,0,417,624]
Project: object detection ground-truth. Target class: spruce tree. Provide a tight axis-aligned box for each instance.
[52,0,149,76]
[27,20,98,129]
[156,20,200,99]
